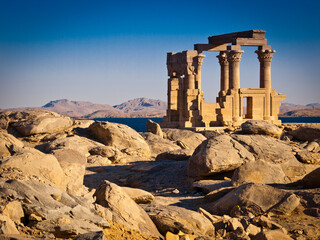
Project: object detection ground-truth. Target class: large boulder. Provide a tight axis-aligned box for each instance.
[162,128,206,150]
[187,135,255,178]
[146,119,163,138]
[45,135,104,157]
[204,183,300,216]
[122,187,155,204]
[0,147,66,190]
[7,110,74,136]
[288,125,320,141]
[0,132,24,158]
[144,205,215,237]
[93,180,161,237]
[51,149,87,195]
[141,132,180,158]
[241,120,283,138]
[89,121,151,159]
[231,160,287,186]
[301,167,320,188]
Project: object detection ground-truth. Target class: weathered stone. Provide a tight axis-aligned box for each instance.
[73,231,106,240]
[2,200,24,223]
[241,120,282,138]
[0,147,66,190]
[9,110,74,136]
[45,135,104,157]
[162,128,207,150]
[146,119,163,138]
[122,187,155,204]
[156,149,193,161]
[0,113,10,130]
[187,135,254,177]
[288,126,320,141]
[305,141,320,152]
[0,214,20,234]
[89,121,151,159]
[52,149,87,195]
[204,183,300,216]
[192,180,231,194]
[228,217,244,232]
[296,150,320,164]
[89,145,122,161]
[0,132,24,158]
[145,205,215,237]
[231,160,287,186]
[93,180,161,237]
[141,132,180,158]
[252,229,293,240]
[301,167,320,188]
[246,224,261,237]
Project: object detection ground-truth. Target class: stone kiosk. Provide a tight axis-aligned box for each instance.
[161,30,286,128]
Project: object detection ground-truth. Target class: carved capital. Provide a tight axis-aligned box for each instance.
[216,51,228,65]
[197,53,206,67]
[227,50,244,63]
[255,49,275,62]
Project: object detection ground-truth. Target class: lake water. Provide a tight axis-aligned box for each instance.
[92,117,320,132]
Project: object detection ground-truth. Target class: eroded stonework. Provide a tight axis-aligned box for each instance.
[161,30,286,128]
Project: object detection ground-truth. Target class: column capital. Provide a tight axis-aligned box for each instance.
[216,51,228,65]
[197,53,206,67]
[227,50,244,62]
[255,49,275,62]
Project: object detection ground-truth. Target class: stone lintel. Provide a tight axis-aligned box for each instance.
[227,45,242,50]
[194,43,228,52]
[209,30,266,45]
[239,88,271,95]
[233,38,267,46]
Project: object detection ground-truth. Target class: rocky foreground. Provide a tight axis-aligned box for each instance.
[0,110,320,240]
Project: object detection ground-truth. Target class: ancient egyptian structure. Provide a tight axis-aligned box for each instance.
[161,30,286,129]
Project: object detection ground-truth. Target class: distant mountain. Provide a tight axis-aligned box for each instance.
[279,102,320,117]
[113,98,167,113]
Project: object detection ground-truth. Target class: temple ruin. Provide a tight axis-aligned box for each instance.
[161,30,286,129]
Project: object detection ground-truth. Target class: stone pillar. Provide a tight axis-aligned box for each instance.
[217,51,229,96]
[227,50,243,123]
[186,65,195,90]
[256,49,275,120]
[195,53,205,90]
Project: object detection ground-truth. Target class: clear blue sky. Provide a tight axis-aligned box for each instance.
[0,0,319,108]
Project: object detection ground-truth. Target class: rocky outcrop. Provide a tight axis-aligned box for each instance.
[7,110,74,136]
[0,132,24,158]
[146,119,163,138]
[89,121,151,159]
[204,183,300,216]
[0,147,66,190]
[93,180,161,237]
[288,125,320,141]
[187,135,255,178]
[296,150,320,164]
[241,120,283,138]
[162,128,206,150]
[122,187,155,204]
[144,205,215,237]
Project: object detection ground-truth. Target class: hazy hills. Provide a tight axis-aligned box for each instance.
[2,99,319,118]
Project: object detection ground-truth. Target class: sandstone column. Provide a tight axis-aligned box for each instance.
[195,53,205,90]
[256,49,275,120]
[217,51,229,96]
[227,50,244,122]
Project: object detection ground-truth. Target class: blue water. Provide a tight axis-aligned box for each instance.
[92,117,320,132]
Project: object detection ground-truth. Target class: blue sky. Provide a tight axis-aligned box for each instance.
[0,0,319,108]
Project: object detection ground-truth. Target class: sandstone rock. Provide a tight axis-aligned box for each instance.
[73,231,106,240]
[1,200,24,223]
[52,149,87,195]
[0,147,66,190]
[204,183,300,216]
[93,180,161,237]
[305,141,320,152]
[288,126,320,141]
[301,167,320,188]
[241,120,282,138]
[296,150,320,164]
[162,128,207,150]
[89,145,122,161]
[192,180,231,194]
[0,132,24,158]
[45,135,104,157]
[187,135,254,178]
[0,113,9,130]
[252,229,293,240]
[0,214,20,234]
[231,160,287,186]
[89,121,151,159]
[145,205,215,237]
[122,186,155,204]
[141,132,180,158]
[156,149,193,161]
[146,119,163,138]
[9,110,74,136]
[246,224,261,237]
